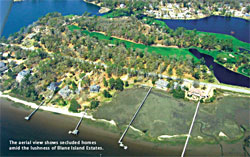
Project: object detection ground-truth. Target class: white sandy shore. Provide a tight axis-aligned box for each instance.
[0,91,117,126]
[158,134,188,141]
[0,92,192,141]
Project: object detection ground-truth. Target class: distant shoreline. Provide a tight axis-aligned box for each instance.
[13,0,23,2]
[82,0,249,21]
[83,0,110,14]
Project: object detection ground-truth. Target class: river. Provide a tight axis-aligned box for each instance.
[1,0,250,44]
[160,15,250,43]
[189,48,250,88]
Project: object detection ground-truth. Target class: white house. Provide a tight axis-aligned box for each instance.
[16,70,30,83]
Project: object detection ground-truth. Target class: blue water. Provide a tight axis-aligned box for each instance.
[0,0,12,35]
[2,0,250,44]
[160,16,250,43]
[190,48,250,88]
[1,0,101,37]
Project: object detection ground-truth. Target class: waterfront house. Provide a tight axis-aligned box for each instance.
[47,81,62,91]
[155,79,169,88]
[90,85,100,93]
[187,87,207,99]
[120,4,125,8]
[58,85,72,99]
[16,69,30,83]
[0,62,7,74]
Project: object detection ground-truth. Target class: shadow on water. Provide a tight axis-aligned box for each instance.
[189,48,250,88]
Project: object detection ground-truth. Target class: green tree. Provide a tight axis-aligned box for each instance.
[125,81,129,87]
[90,100,100,109]
[109,78,116,89]
[103,77,108,87]
[172,87,185,99]
[115,78,124,91]
[69,99,80,112]
[103,90,112,98]
[194,71,201,80]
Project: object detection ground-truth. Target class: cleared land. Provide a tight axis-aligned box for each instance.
[93,87,250,144]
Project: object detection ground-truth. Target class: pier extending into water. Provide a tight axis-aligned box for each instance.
[24,93,54,121]
[24,100,45,121]
[118,87,152,150]
[69,114,84,135]
[181,98,201,157]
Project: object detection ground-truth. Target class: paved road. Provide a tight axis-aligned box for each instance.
[1,43,250,94]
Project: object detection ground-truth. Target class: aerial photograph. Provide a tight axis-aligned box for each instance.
[0,0,249,156]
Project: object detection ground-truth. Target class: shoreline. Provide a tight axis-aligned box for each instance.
[0,91,192,145]
[151,14,250,21]
[0,91,183,138]
[1,98,183,156]
[83,0,110,14]
[82,0,250,21]
[0,91,116,125]
[0,90,247,148]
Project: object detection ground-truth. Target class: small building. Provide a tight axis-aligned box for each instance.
[120,4,125,8]
[90,85,100,93]
[173,82,178,89]
[58,85,72,99]
[155,79,169,88]
[47,81,62,91]
[16,69,30,83]
[0,62,7,74]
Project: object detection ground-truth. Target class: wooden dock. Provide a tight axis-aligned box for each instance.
[118,87,152,149]
[24,100,45,121]
[24,93,54,121]
[69,115,84,135]
[181,98,201,157]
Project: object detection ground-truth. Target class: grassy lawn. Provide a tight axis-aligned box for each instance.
[194,47,239,63]
[93,87,249,144]
[64,14,75,18]
[238,65,250,77]
[197,31,250,51]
